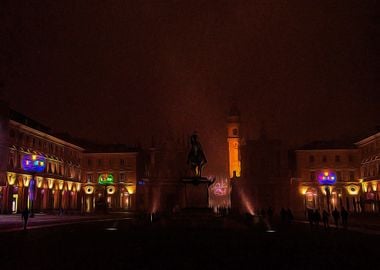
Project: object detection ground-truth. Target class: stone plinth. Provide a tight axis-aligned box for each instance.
[182,177,211,208]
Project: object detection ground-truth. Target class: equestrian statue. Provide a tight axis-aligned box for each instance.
[187,132,207,178]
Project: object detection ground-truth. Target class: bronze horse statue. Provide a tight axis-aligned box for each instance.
[187,133,207,177]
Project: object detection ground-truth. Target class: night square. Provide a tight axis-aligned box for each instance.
[0,1,379,269]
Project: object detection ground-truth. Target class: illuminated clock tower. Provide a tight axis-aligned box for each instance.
[227,105,241,178]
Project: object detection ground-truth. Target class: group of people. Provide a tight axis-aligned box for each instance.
[307,207,349,230]
[258,207,294,224]
[280,208,294,224]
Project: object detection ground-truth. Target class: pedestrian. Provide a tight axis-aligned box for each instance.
[286,208,294,224]
[341,207,349,229]
[307,208,314,228]
[280,208,287,224]
[267,207,274,223]
[260,208,266,219]
[332,207,340,229]
[322,210,330,231]
[21,208,29,230]
[313,209,321,228]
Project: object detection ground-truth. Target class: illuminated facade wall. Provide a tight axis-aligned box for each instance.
[0,105,141,214]
[82,152,139,212]
[1,118,84,214]
[291,148,361,216]
[355,132,380,212]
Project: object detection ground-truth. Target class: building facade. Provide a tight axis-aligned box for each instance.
[81,149,140,213]
[0,104,140,214]
[290,142,361,217]
[228,106,290,215]
[355,132,380,212]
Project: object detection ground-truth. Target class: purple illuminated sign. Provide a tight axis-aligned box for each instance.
[318,171,337,185]
[22,155,46,173]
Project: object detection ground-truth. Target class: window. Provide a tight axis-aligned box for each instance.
[336,171,342,181]
[86,174,92,182]
[349,171,355,181]
[120,173,125,182]
[310,171,315,181]
[335,155,340,162]
[120,159,125,166]
[309,155,315,163]
[322,156,327,163]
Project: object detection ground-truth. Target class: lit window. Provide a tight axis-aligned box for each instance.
[349,171,355,181]
[336,171,342,181]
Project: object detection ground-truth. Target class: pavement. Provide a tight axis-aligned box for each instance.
[0,212,135,232]
[1,211,380,235]
[293,213,380,235]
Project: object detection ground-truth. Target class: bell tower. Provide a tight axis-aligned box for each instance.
[227,104,241,178]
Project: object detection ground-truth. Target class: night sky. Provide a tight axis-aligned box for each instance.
[2,0,379,176]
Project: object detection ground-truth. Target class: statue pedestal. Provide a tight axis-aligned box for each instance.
[181,177,211,208]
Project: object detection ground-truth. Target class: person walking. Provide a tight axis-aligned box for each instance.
[280,208,287,224]
[314,209,321,228]
[286,208,294,224]
[21,208,29,230]
[307,208,314,228]
[341,207,349,229]
[322,210,330,231]
[332,207,340,229]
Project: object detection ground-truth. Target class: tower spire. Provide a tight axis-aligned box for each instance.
[227,103,241,179]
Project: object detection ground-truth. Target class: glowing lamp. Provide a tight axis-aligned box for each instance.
[126,186,135,194]
[98,174,114,185]
[345,185,359,195]
[22,154,46,173]
[318,171,337,185]
[84,186,94,195]
[107,186,116,195]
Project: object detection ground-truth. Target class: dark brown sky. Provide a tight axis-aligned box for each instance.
[2,0,379,176]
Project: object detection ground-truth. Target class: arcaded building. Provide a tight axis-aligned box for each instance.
[0,102,141,214]
[0,107,84,214]
[355,132,380,212]
[81,146,141,213]
[290,141,361,216]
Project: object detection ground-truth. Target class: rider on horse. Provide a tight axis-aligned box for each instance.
[187,132,207,177]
